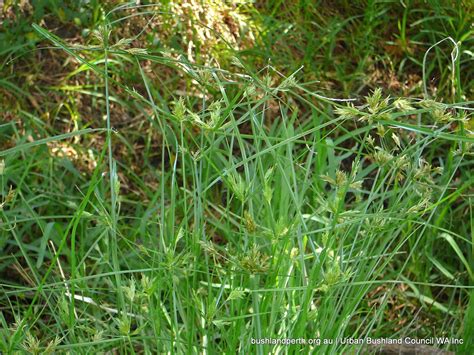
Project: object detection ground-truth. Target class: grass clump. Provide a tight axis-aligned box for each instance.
[0,1,473,353]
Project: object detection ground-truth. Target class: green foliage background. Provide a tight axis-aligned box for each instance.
[0,1,473,353]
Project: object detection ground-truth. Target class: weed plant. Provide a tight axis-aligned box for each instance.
[0,1,473,353]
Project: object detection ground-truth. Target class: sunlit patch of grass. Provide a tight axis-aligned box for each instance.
[0,1,473,353]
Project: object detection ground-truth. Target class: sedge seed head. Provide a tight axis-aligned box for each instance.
[394,98,414,111]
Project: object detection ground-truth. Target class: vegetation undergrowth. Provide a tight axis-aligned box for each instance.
[0,1,473,353]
